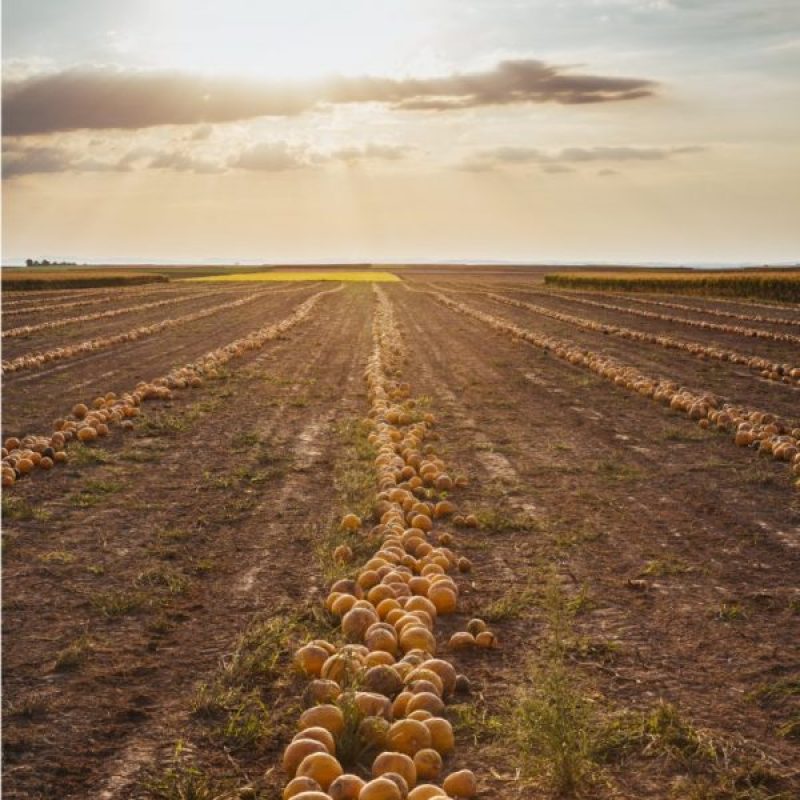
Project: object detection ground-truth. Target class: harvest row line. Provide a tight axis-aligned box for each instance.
[275,287,487,800]
[2,286,282,375]
[1,286,341,488]
[484,292,800,388]
[518,287,800,346]
[2,286,230,339]
[428,290,800,488]
[2,281,174,308]
[601,291,800,328]
[1,282,208,316]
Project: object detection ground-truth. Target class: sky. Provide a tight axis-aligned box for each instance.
[2,0,799,265]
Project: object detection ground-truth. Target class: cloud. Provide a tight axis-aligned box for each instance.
[189,124,213,141]
[2,142,129,177]
[148,149,225,173]
[2,60,657,135]
[460,144,704,171]
[228,141,307,171]
[329,143,410,163]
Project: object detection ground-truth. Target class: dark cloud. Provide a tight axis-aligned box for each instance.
[2,60,657,135]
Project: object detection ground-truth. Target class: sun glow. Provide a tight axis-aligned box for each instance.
[131,0,439,80]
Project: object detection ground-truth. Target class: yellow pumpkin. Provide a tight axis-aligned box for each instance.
[408,785,447,800]
[387,718,432,756]
[427,584,457,615]
[359,777,402,800]
[328,773,366,800]
[421,660,457,697]
[372,751,417,787]
[295,644,330,677]
[298,704,345,735]
[399,625,436,655]
[413,748,443,781]
[292,726,335,754]
[342,606,379,641]
[448,631,475,650]
[442,769,477,798]
[283,776,323,799]
[341,513,361,531]
[423,717,455,755]
[295,752,343,790]
[283,739,328,777]
[405,691,445,716]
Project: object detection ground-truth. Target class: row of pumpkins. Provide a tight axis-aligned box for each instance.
[485,292,800,388]
[594,291,800,330]
[431,291,800,489]
[2,283,208,317]
[1,285,281,375]
[1,287,340,488]
[2,281,173,310]
[277,288,490,800]
[539,287,800,346]
[0,286,237,339]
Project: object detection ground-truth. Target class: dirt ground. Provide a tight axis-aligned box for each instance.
[2,276,798,799]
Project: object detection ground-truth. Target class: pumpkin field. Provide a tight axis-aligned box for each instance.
[2,268,799,800]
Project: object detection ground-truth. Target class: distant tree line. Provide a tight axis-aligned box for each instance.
[25,259,78,267]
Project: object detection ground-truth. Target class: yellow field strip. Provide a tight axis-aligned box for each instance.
[184,271,400,283]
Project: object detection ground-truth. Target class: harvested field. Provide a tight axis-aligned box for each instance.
[2,274,799,800]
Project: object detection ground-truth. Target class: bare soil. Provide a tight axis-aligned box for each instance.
[3,278,798,799]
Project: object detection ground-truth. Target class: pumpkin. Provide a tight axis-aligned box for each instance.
[292,726,336,754]
[399,625,436,655]
[413,748,442,781]
[296,644,330,677]
[328,774,366,800]
[475,630,497,648]
[426,585,457,616]
[283,777,323,799]
[365,625,399,655]
[387,719,432,756]
[342,606,379,641]
[299,704,345,735]
[295,752,343,790]
[359,715,391,749]
[364,650,396,668]
[405,692,445,716]
[442,769,477,798]
[341,513,361,531]
[331,593,358,617]
[407,786,447,800]
[321,653,362,686]
[283,739,328,777]
[77,426,98,442]
[448,632,475,650]
[363,664,404,697]
[303,679,341,706]
[372,751,417,787]
[423,717,455,755]
[334,545,354,564]
[359,777,403,800]
[466,619,487,636]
